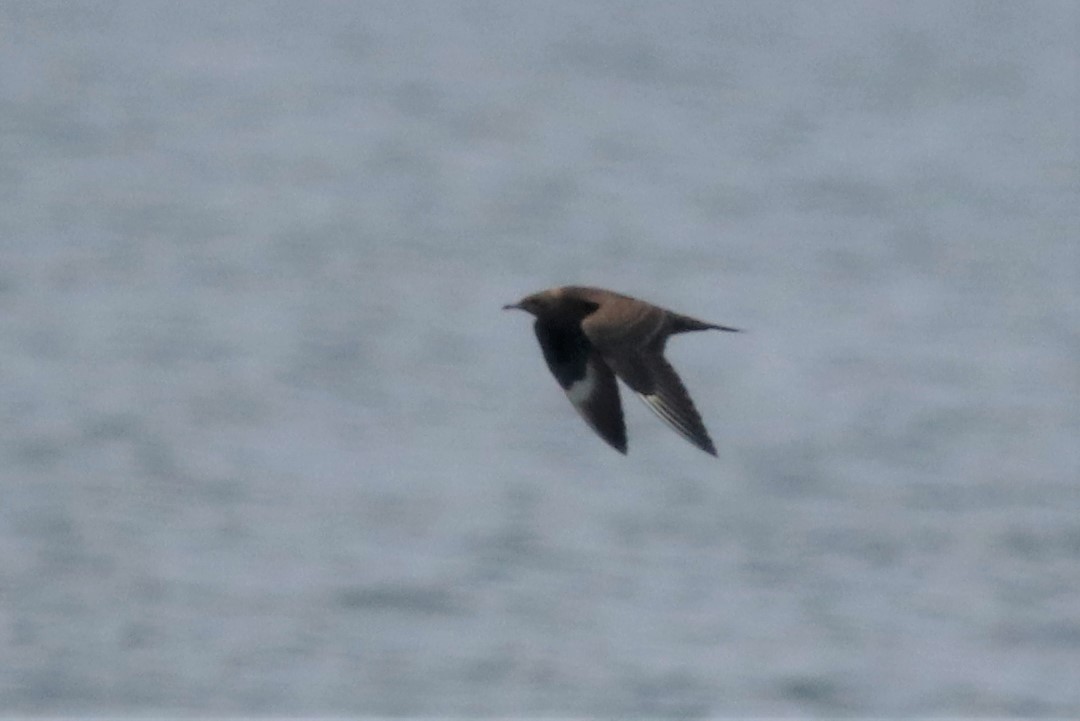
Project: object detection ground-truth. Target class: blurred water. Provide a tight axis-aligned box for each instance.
[2,0,1078,715]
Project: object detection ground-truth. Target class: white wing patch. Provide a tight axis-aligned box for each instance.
[565,363,597,407]
[639,392,697,445]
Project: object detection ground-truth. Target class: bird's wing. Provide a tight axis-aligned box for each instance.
[534,320,627,454]
[579,296,667,351]
[603,349,717,456]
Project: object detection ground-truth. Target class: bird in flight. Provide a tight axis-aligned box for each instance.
[504,286,739,456]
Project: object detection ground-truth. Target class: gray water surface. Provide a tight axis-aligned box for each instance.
[2,1,1078,715]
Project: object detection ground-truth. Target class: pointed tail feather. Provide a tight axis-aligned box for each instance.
[668,313,741,334]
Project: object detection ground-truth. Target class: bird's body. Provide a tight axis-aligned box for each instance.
[504,286,739,456]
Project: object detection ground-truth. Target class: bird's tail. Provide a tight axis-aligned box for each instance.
[669,313,741,334]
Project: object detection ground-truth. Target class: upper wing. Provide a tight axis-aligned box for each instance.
[604,350,717,456]
[534,320,627,454]
[579,295,667,351]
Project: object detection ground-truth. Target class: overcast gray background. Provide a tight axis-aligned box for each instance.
[2,0,1079,716]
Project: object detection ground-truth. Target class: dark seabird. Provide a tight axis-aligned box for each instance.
[504,286,739,456]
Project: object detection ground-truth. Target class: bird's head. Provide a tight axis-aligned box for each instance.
[503,287,597,322]
[502,291,550,317]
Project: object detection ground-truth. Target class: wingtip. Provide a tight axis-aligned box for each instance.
[604,435,628,455]
[604,432,628,455]
[696,435,718,457]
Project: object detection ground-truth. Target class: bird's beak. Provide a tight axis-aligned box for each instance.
[502,303,521,311]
